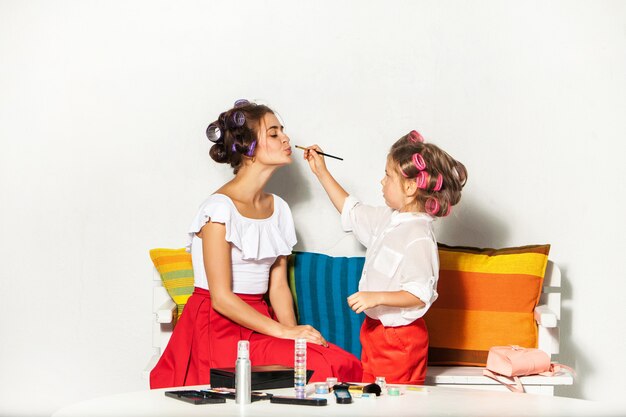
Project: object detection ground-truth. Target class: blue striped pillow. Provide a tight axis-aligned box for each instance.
[288,252,365,358]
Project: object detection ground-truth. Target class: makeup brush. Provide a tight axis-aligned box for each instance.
[295,145,343,161]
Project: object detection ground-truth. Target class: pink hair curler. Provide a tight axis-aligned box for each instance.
[425,198,440,215]
[433,173,443,191]
[443,204,452,217]
[409,130,424,143]
[400,167,409,178]
[416,171,430,189]
[412,153,426,170]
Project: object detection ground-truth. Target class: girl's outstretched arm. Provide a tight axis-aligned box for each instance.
[303,144,349,213]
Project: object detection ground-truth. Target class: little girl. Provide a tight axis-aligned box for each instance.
[303,130,467,385]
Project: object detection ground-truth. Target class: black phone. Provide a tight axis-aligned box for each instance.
[333,388,352,404]
[164,390,226,405]
[270,395,328,406]
[200,389,272,402]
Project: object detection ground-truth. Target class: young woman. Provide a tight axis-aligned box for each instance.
[150,100,362,389]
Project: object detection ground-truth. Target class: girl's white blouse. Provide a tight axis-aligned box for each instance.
[187,193,297,294]
[341,195,439,327]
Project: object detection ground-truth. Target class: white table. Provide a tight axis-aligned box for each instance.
[53,384,612,417]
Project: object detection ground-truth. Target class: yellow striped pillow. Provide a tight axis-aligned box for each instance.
[425,244,550,366]
[149,248,195,319]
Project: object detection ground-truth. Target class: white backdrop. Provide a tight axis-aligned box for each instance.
[1,1,626,416]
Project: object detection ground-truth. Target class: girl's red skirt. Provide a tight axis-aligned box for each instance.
[360,316,429,385]
[150,288,362,389]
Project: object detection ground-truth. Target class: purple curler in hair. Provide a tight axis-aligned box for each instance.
[412,153,426,171]
[232,111,246,127]
[231,143,237,153]
[234,99,250,107]
[425,198,440,216]
[416,171,430,189]
[246,140,257,157]
[206,123,222,143]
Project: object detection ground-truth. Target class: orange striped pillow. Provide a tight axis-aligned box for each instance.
[425,244,550,366]
[149,248,195,319]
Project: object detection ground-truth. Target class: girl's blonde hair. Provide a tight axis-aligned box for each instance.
[389,132,467,217]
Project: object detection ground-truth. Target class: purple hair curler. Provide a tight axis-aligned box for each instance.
[232,111,246,127]
[246,140,256,157]
[234,99,250,107]
[206,123,222,143]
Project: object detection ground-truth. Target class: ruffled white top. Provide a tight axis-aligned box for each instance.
[187,193,297,294]
[341,195,439,327]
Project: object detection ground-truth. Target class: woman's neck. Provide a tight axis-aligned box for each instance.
[222,163,279,203]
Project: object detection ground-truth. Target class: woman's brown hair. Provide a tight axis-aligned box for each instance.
[207,102,274,174]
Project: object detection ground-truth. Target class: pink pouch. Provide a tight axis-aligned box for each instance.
[483,345,574,393]
[486,345,551,377]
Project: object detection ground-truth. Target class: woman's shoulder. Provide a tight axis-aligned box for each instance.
[271,193,291,211]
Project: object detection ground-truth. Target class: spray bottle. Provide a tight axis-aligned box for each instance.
[235,340,251,404]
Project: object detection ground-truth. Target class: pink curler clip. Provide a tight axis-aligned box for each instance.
[409,130,424,143]
[425,198,440,216]
[433,173,443,191]
[400,167,409,178]
[416,171,430,189]
[443,204,452,217]
[412,153,426,170]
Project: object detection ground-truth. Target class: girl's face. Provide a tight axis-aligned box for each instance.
[381,157,409,210]
[253,113,292,166]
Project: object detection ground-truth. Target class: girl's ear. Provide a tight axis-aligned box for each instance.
[405,178,418,197]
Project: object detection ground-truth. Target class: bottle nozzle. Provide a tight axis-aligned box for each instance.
[237,340,250,359]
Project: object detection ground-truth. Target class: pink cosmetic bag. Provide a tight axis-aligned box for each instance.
[483,345,574,393]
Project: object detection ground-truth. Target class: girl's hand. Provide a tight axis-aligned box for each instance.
[302,144,328,177]
[281,324,329,347]
[347,291,382,314]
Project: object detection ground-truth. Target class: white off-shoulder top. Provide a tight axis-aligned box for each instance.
[186,193,297,294]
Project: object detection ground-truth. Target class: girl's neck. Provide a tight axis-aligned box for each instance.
[399,200,421,214]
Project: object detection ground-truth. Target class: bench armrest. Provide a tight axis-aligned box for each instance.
[534,304,557,328]
[156,299,176,324]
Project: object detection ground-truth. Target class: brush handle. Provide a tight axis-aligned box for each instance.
[295,145,343,161]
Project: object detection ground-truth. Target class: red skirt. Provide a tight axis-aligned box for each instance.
[150,288,362,389]
[360,316,429,385]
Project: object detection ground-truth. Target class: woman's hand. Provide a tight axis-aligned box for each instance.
[347,291,382,314]
[302,144,328,177]
[281,324,329,347]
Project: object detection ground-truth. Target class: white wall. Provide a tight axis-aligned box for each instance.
[1,1,625,415]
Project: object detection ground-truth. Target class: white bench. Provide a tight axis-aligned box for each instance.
[144,254,573,395]
[425,260,573,395]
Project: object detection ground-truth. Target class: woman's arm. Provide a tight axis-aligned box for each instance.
[303,145,349,213]
[267,256,297,327]
[199,221,326,345]
[347,291,425,314]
